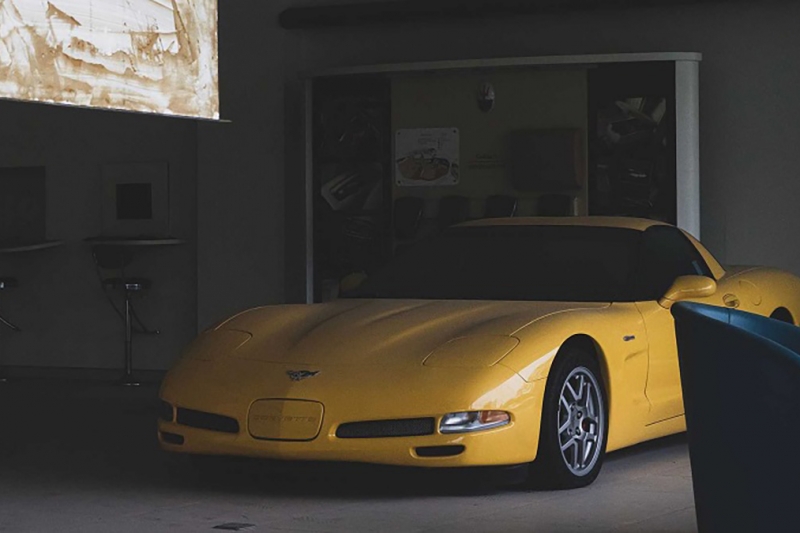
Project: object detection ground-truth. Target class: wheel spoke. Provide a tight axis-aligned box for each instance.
[586,392,595,417]
[561,436,577,452]
[565,381,580,402]
[574,438,584,469]
[582,436,593,465]
[560,396,570,410]
[583,382,593,409]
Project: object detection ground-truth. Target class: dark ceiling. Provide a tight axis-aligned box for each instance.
[280,0,766,29]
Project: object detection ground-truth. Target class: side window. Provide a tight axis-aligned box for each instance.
[633,226,713,300]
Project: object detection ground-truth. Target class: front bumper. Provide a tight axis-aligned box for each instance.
[158,417,529,467]
[158,358,545,468]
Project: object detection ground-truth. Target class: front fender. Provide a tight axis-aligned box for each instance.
[497,304,652,452]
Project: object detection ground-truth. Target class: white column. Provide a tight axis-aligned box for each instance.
[304,78,315,304]
[675,59,701,239]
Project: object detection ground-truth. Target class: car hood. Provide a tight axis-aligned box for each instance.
[212,299,608,367]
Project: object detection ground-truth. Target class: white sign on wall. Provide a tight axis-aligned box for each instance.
[0,0,219,119]
[395,128,460,187]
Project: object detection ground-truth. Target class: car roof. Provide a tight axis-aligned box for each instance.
[459,216,669,232]
[458,216,726,280]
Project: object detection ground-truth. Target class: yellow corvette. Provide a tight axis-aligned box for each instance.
[158,217,800,488]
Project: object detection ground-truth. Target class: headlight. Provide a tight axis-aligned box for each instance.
[439,411,511,434]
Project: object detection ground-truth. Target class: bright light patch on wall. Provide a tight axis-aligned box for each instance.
[0,0,219,119]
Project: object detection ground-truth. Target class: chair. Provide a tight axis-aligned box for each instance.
[672,302,800,533]
[437,195,470,230]
[92,246,156,386]
[393,197,424,240]
[537,194,573,216]
[0,277,20,333]
[484,195,517,218]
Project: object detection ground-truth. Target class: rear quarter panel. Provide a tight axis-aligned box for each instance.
[718,267,800,324]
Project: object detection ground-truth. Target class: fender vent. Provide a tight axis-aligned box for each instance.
[336,418,435,439]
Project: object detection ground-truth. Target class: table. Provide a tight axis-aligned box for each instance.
[0,241,65,382]
[83,237,185,247]
[0,241,64,254]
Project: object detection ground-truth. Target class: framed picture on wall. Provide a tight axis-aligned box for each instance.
[395,128,460,187]
[101,162,170,237]
[0,166,46,244]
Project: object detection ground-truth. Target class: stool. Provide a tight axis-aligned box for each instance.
[484,195,518,218]
[394,196,424,240]
[437,195,470,230]
[0,277,21,333]
[93,247,157,386]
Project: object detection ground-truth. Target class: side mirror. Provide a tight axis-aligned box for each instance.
[659,275,717,309]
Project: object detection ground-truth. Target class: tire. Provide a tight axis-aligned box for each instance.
[528,346,609,489]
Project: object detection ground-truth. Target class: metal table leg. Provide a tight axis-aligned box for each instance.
[0,310,21,383]
[0,312,20,333]
[119,292,140,387]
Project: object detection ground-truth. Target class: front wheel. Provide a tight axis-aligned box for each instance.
[528,347,608,489]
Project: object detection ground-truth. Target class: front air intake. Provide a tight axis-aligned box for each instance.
[336,418,435,439]
[415,445,465,457]
[176,408,240,434]
[160,431,185,445]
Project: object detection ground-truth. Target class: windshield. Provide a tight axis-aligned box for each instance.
[342,225,644,302]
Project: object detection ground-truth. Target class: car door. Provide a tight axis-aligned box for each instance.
[632,226,727,425]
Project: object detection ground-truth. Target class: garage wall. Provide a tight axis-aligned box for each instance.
[196,0,289,330]
[0,101,198,371]
[282,1,800,300]
[5,2,797,369]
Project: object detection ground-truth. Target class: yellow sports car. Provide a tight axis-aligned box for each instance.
[158,217,800,488]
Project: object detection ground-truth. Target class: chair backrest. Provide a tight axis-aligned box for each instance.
[537,194,573,217]
[393,196,424,240]
[484,195,517,218]
[92,245,134,271]
[0,277,19,290]
[437,195,470,230]
[672,302,800,533]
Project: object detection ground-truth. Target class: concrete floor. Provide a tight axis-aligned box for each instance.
[0,380,697,533]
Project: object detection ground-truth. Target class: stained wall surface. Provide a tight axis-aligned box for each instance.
[0,0,218,119]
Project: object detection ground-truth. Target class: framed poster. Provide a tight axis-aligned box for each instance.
[0,167,46,243]
[102,162,170,237]
[395,128,460,187]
